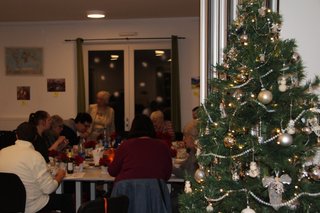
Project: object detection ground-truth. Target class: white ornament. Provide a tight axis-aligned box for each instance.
[241,206,256,213]
[247,161,260,178]
[232,171,240,181]
[308,117,320,137]
[206,203,214,212]
[184,181,192,194]
[258,6,266,17]
[271,23,281,33]
[220,102,227,118]
[287,119,296,135]
[262,172,292,211]
[277,76,288,92]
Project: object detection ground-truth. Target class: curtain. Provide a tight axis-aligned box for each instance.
[171,35,181,132]
[76,38,86,112]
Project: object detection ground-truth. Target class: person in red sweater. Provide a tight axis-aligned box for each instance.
[108,114,172,182]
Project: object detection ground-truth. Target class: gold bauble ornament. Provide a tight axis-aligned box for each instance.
[224,132,237,148]
[194,167,206,183]
[232,89,244,100]
[257,88,273,104]
[223,63,230,69]
[302,127,312,135]
[240,34,248,42]
[233,66,249,84]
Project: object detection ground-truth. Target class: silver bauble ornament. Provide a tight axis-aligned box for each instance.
[206,203,214,212]
[224,132,237,148]
[241,206,256,213]
[257,89,273,104]
[194,167,206,183]
[291,52,301,63]
[278,133,293,146]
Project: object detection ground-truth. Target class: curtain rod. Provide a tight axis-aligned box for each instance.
[65,36,186,42]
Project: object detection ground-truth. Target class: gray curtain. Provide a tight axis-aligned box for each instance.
[76,38,86,112]
[171,35,181,132]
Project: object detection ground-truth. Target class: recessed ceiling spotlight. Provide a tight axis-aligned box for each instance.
[86,10,106,19]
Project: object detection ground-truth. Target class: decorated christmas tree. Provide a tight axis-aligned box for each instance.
[179,0,320,212]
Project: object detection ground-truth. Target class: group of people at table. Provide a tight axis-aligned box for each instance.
[0,90,199,213]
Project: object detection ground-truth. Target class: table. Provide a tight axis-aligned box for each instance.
[56,167,184,211]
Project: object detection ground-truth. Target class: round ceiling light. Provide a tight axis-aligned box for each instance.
[86,10,106,19]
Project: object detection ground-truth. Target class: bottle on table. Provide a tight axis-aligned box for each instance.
[67,149,74,174]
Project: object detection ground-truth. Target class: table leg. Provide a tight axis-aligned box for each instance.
[90,182,96,200]
[75,181,82,211]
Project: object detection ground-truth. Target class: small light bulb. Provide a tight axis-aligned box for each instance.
[267,9,271,13]
[295,185,299,189]
[220,189,224,192]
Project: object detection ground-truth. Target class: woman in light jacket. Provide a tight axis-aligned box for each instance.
[88,90,115,140]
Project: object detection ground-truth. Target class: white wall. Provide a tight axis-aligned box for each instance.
[0,17,200,130]
[280,0,320,82]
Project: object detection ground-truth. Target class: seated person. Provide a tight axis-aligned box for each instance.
[172,119,199,178]
[150,110,176,157]
[29,110,62,162]
[108,115,172,213]
[61,112,92,146]
[0,122,73,213]
[150,110,175,141]
[43,115,68,152]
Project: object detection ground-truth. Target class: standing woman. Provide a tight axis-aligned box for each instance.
[88,90,115,140]
[29,110,52,163]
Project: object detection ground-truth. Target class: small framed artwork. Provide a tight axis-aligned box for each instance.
[17,86,30,100]
[47,78,66,92]
[5,47,43,75]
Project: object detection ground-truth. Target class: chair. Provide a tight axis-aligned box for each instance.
[0,172,26,213]
[111,179,172,213]
[77,195,129,213]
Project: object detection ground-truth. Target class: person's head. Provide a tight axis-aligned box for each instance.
[28,110,51,133]
[16,122,37,143]
[150,110,164,130]
[96,90,111,107]
[192,106,200,120]
[183,122,198,149]
[75,113,92,133]
[50,115,64,135]
[128,114,156,138]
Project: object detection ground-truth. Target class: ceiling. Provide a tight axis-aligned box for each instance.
[0,0,199,22]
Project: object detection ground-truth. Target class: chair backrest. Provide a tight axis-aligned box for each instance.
[0,172,26,213]
[77,196,129,213]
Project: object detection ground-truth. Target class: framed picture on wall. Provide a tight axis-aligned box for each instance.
[17,86,31,100]
[47,78,66,92]
[5,47,43,75]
